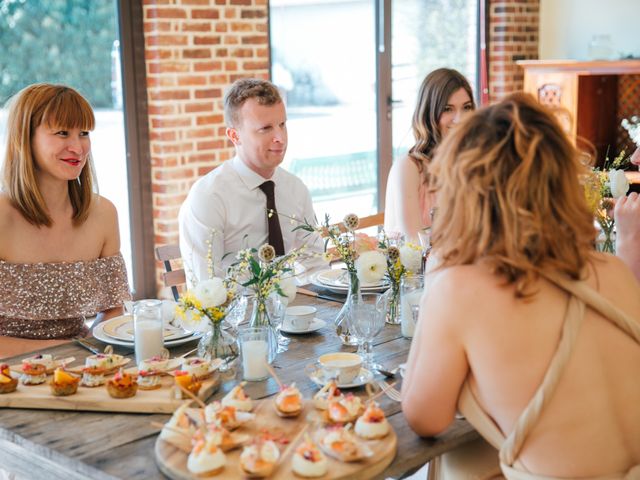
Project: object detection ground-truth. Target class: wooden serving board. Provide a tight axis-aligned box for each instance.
[155,399,397,480]
[0,368,220,414]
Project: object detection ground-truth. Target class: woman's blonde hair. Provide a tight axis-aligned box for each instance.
[409,68,475,184]
[429,92,596,296]
[2,83,96,226]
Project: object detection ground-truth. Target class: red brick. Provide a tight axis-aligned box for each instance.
[225,60,238,71]
[148,61,190,74]
[146,75,178,87]
[146,8,187,19]
[241,35,267,45]
[230,22,253,32]
[192,9,220,19]
[146,34,189,46]
[215,23,228,32]
[183,48,212,59]
[230,0,251,5]
[184,102,214,113]
[186,128,215,139]
[194,36,222,45]
[144,21,171,33]
[241,9,267,19]
[149,130,177,141]
[197,139,226,150]
[149,90,191,101]
[196,114,224,125]
[151,117,193,129]
[243,61,269,70]
[145,49,173,60]
[154,169,197,181]
[182,22,212,32]
[177,75,208,86]
[230,47,253,57]
[194,60,224,71]
[195,88,223,99]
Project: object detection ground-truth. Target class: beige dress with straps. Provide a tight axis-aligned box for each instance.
[458,271,640,480]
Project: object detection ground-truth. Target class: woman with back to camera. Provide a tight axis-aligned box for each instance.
[0,83,131,358]
[384,68,475,242]
[402,93,640,478]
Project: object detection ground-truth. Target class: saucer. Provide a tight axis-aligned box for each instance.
[307,365,374,389]
[280,318,326,334]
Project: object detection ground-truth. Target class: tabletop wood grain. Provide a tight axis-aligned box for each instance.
[0,294,478,480]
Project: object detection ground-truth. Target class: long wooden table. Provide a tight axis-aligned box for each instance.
[0,294,478,480]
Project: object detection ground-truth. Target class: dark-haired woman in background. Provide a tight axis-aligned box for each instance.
[384,68,475,242]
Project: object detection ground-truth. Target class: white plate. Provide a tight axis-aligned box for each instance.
[307,366,374,389]
[92,321,203,349]
[316,269,387,289]
[310,271,389,295]
[280,318,326,334]
[101,314,193,342]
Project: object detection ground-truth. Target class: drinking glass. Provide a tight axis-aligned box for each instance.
[348,292,387,370]
[134,299,163,364]
[225,292,249,332]
[401,274,424,338]
[266,293,289,352]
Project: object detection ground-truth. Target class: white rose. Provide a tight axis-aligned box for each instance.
[399,244,423,273]
[355,250,387,284]
[609,169,629,199]
[279,276,297,304]
[193,277,227,308]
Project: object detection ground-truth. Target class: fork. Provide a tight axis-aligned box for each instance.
[376,380,402,402]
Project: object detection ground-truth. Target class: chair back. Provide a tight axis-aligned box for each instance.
[155,244,186,301]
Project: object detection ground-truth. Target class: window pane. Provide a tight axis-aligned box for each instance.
[270,0,378,224]
[392,0,479,156]
[0,0,132,285]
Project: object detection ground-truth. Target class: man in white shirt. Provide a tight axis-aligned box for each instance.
[179,78,322,283]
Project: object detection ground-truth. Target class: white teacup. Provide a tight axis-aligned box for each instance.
[284,306,316,331]
[318,352,362,384]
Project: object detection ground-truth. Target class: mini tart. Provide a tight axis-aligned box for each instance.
[274,383,303,417]
[20,362,48,385]
[22,354,54,372]
[50,368,80,397]
[0,364,18,394]
[313,380,344,410]
[204,401,255,430]
[326,393,363,424]
[292,435,328,478]
[160,404,200,452]
[221,383,252,412]
[205,425,249,452]
[318,426,370,462]
[239,440,280,478]
[137,369,162,391]
[181,357,211,379]
[174,370,202,399]
[81,365,107,387]
[138,355,169,372]
[187,432,227,477]
[354,402,390,439]
[86,353,123,373]
[106,369,138,399]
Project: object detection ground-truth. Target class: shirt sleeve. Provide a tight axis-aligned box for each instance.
[178,188,227,287]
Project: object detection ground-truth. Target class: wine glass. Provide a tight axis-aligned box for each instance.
[348,292,387,371]
[266,293,289,353]
[225,292,249,333]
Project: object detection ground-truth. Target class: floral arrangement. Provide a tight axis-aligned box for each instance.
[622,116,640,147]
[584,149,631,252]
[226,243,302,327]
[176,277,237,330]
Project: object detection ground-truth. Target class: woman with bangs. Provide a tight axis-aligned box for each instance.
[384,68,475,242]
[402,93,640,479]
[0,83,130,358]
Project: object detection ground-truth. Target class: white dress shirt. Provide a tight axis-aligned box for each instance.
[179,156,324,284]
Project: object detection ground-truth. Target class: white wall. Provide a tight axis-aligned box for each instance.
[540,0,640,60]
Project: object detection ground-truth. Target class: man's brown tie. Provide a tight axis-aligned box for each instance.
[258,180,285,256]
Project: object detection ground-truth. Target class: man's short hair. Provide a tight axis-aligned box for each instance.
[224,78,282,128]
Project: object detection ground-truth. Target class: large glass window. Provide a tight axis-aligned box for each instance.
[270,0,479,221]
[0,0,132,284]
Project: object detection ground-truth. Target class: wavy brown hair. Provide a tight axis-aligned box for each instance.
[429,93,596,296]
[409,68,475,184]
[2,83,96,227]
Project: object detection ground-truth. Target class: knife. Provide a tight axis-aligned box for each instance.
[73,338,101,355]
[297,287,345,304]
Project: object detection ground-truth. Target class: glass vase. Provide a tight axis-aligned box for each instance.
[197,321,238,371]
[334,269,360,346]
[596,217,615,254]
[385,281,401,325]
[249,296,278,362]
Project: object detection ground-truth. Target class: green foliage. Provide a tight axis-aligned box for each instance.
[0,0,118,108]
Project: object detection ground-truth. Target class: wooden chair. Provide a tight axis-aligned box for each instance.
[155,244,186,301]
[324,212,385,261]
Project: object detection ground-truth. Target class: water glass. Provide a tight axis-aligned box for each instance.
[239,327,270,381]
[401,274,424,338]
[134,299,163,364]
[348,293,387,370]
[225,293,249,331]
[266,293,289,352]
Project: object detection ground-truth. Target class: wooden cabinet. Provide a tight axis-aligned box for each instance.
[517,60,640,167]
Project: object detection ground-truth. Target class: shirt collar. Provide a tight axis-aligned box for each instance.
[231,156,282,190]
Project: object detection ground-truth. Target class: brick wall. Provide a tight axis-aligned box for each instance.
[487,0,540,102]
[142,0,269,293]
